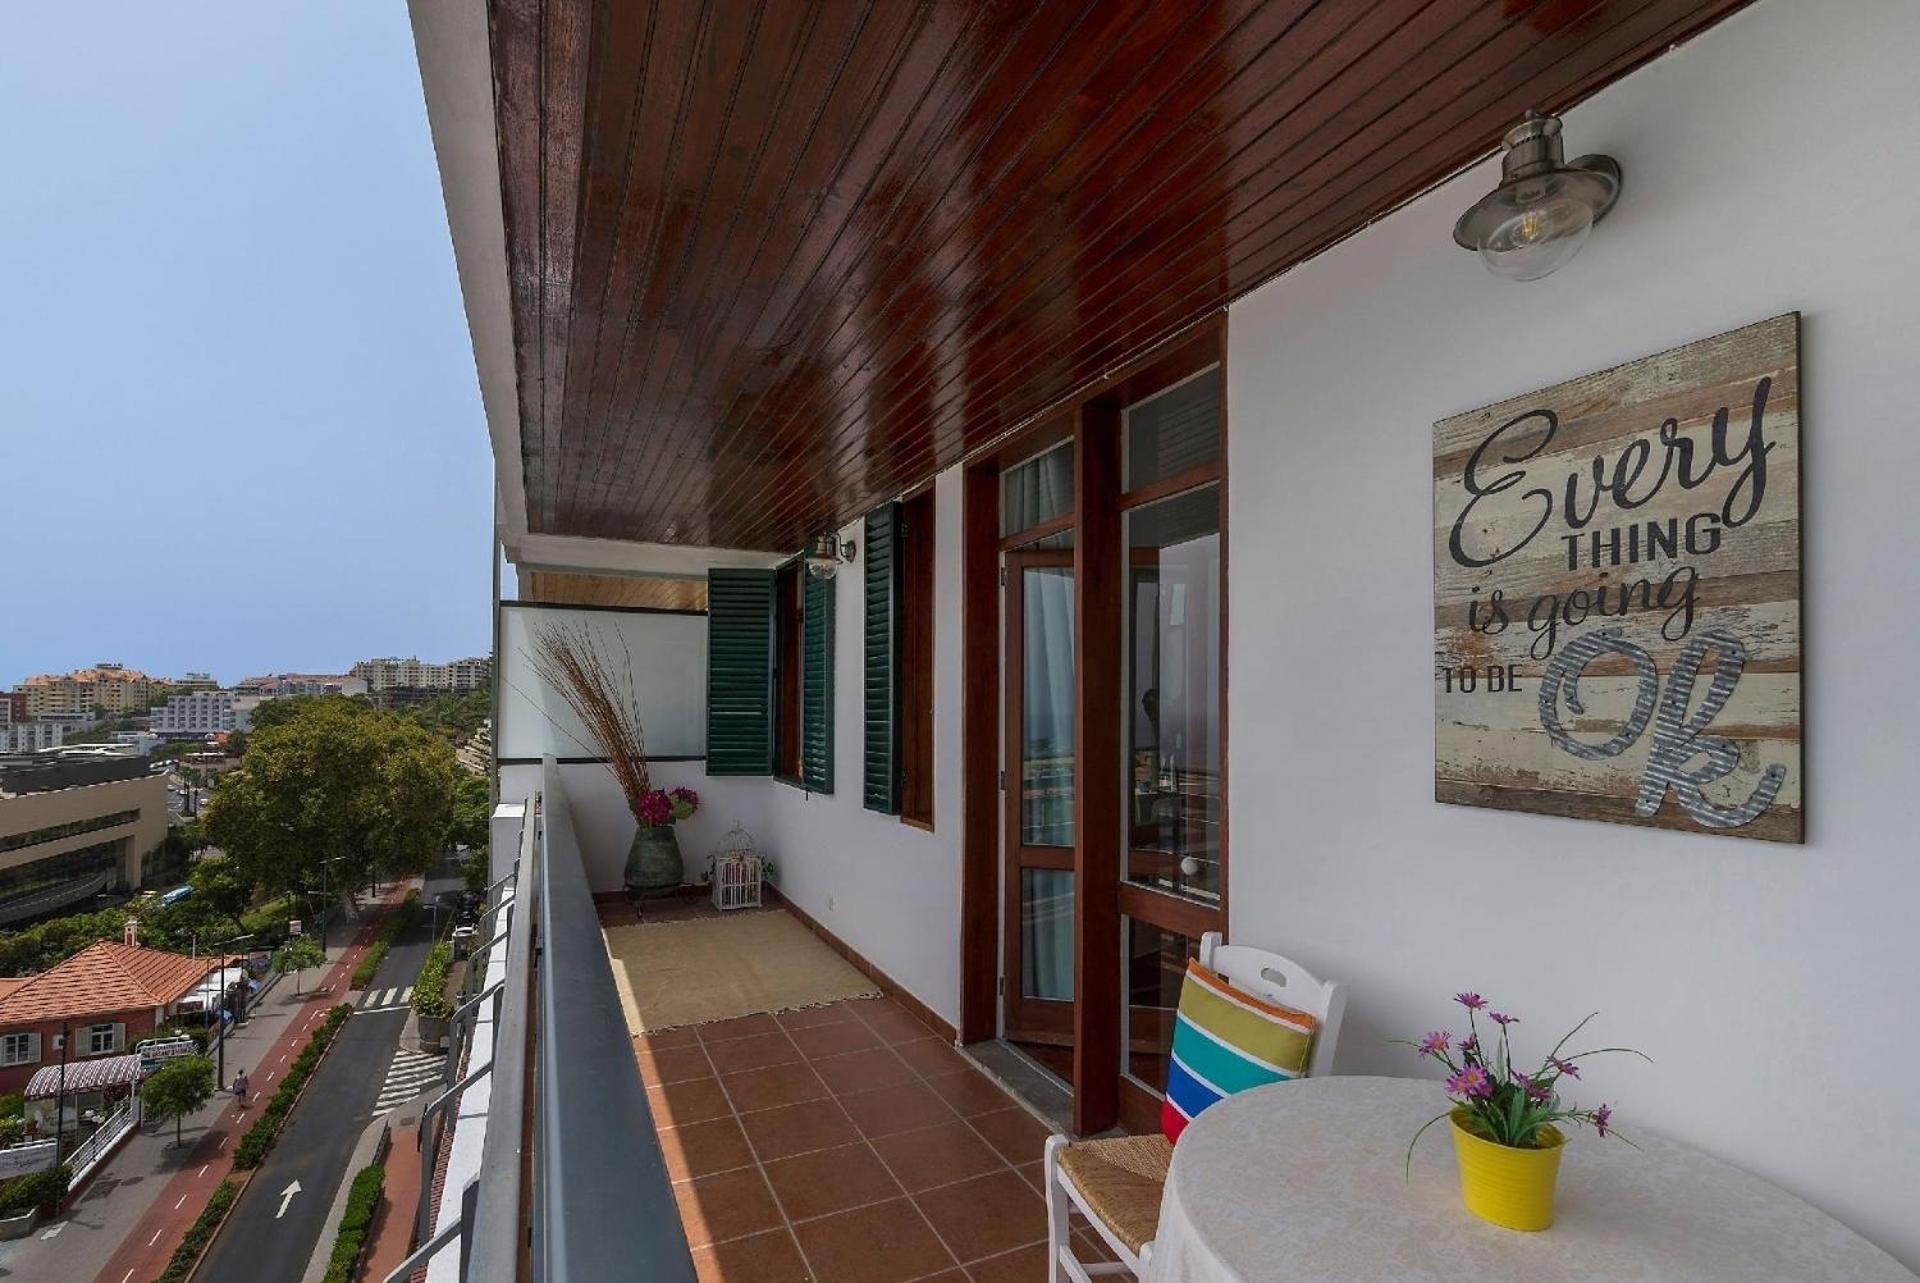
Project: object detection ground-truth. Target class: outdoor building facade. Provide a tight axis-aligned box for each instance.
[0,757,164,926]
[408,0,1920,1277]
[349,655,490,692]
[0,939,226,1095]
[16,665,154,721]
[149,689,239,739]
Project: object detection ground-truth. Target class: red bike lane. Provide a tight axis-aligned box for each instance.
[89,891,406,1283]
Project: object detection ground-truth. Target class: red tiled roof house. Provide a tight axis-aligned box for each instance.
[0,940,224,1094]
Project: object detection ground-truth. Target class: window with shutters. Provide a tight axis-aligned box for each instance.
[801,571,835,793]
[706,568,777,775]
[84,1022,121,1056]
[0,1032,36,1066]
[774,561,804,780]
[863,491,934,823]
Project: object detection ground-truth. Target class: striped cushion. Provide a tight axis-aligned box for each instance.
[1161,959,1316,1143]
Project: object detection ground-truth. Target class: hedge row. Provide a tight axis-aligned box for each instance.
[350,891,422,990]
[411,941,453,1020]
[154,1176,237,1283]
[0,1164,70,1217]
[232,1005,352,1170]
[320,1163,386,1283]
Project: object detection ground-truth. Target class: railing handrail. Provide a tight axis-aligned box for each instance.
[533,759,695,1281]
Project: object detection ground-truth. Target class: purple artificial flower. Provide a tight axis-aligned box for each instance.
[636,789,673,826]
[669,785,700,807]
[1455,992,1486,1011]
[1418,1030,1452,1057]
[1522,1077,1553,1102]
[1446,1065,1494,1099]
[1489,1011,1518,1027]
[1550,1056,1581,1080]
[1592,1104,1613,1138]
[1458,1034,1479,1057]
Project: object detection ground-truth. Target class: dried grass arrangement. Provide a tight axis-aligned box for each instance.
[525,619,653,821]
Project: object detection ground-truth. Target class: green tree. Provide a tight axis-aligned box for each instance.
[274,936,327,995]
[204,698,458,903]
[447,773,491,850]
[141,1056,216,1148]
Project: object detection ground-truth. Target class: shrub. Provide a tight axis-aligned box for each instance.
[0,1164,69,1216]
[320,1164,386,1283]
[231,1005,352,1170]
[351,892,421,990]
[154,1177,237,1283]
[411,941,453,1020]
[0,1091,22,1120]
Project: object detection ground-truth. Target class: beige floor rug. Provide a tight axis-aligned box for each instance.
[604,910,882,1033]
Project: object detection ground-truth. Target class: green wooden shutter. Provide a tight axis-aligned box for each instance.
[863,504,902,813]
[706,568,775,775]
[802,570,835,793]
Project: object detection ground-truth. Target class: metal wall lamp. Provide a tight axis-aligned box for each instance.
[805,533,856,578]
[1454,111,1621,281]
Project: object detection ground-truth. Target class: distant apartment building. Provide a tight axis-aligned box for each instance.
[0,723,65,753]
[149,689,238,739]
[16,664,154,722]
[350,655,490,693]
[3,694,25,724]
[233,672,367,699]
[0,753,164,927]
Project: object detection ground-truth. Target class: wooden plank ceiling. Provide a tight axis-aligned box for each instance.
[492,0,1750,552]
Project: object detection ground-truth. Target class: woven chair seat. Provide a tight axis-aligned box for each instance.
[1057,1134,1174,1255]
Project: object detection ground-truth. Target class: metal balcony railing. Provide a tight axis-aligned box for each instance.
[385,758,694,1283]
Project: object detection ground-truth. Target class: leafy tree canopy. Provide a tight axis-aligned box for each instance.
[204,698,458,900]
[447,773,492,852]
[141,1054,216,1147]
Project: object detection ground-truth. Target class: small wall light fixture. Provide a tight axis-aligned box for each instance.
[1453,111,1621,282]
[805,532,856,578]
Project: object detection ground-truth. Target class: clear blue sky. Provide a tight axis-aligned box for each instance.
[0,5,492,687]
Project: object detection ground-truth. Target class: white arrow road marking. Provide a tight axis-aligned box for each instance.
[276,1179,303,1219]
[39,1222,65,1239]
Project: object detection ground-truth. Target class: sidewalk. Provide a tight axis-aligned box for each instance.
[25,885,412,1283]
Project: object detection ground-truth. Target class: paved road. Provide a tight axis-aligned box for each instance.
[196,865,457,1283]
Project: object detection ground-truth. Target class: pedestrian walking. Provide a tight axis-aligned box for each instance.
[233,1069,251,1110]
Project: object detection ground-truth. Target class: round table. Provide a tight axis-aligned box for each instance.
[1146,1076,1912,1283]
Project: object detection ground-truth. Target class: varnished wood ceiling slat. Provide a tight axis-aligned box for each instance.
[489,0,1752,553]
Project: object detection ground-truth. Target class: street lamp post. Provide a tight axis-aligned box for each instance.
[53,1021,69,1165]
[212,932,254,1091]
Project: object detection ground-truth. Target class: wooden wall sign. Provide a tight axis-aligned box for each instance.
[1433,314,1802,842]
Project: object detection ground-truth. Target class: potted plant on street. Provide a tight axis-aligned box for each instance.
[1401,994,1646,1231]
[527,621,693,896]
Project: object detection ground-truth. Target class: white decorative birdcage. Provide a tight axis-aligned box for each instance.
[709,824,764,912]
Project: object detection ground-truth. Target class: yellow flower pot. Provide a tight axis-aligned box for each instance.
[1449,1109,1566,1231]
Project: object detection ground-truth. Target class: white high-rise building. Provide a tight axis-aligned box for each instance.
[350,656,491,693]
[150,690,238,739]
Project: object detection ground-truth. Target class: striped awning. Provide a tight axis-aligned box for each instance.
[25,1053,145,1099]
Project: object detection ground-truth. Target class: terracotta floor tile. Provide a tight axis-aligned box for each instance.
[922,1070,1021,1119]
[791,1197,956,1282]
[775,1000,862,1031]
[658,1116,755,1181]
[648,1075,735,1128]
[812,1046,919,1096]
[639,1044,717,1086]
[762,1141,903,1222]
[1073,1225,1122,1263]
[673,1166,784,1248]
[706,1031,805,1075]
[856,1003,939,1045]
[698,1013,784,1044]
[690,1228,812,1283]
[868,1120,1006,1194]
[723,1061,830,1114]
[788,1018,884,1060]
[913,1170,1048,1265]
[737,1098,861,1161]
[965,1241,1051,1282]
[966,1107,1052,1166]
[892,1037,969,1078]
[638,1025,703,1050]
[839,1080,961,1140]
[1013,1161,1044,1196]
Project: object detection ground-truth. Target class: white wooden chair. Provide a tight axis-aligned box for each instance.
[1041,931,1346,1281]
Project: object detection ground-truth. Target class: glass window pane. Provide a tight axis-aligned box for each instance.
[1021,565,1075,846]
[1125,486,1221,903]
[1123,917,1198,1091]
[1022,869,1075,1000]
[1001,443,1073,536]
[1125,367,1220,490]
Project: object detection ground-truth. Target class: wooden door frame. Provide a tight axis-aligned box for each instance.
[1001,549,1077,1046]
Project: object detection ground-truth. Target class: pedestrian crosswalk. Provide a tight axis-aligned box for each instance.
[359,985,415,1011]
[375,1049,446,1116]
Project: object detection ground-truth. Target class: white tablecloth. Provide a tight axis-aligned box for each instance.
[1146,1076,1912,1283]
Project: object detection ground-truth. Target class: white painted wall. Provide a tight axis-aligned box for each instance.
[497,465,968,1030]
[1226,0,1920,1267]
